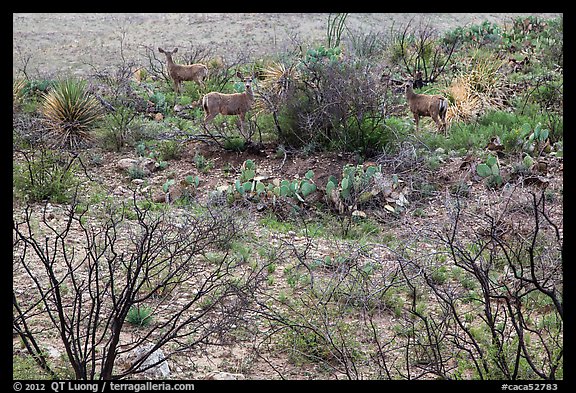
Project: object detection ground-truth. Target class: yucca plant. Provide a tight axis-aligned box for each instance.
[255,61,300,113]
[13,78,26,110]
[40,78,103,149]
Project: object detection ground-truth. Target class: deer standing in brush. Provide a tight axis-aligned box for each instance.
[158,47,208,94]
[405,80,448,134]
[202,71,255,132]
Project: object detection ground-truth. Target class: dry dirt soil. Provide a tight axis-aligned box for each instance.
[13,13,561,77]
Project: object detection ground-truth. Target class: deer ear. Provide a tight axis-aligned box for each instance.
[158,48,164,53]
[173,47,178,53]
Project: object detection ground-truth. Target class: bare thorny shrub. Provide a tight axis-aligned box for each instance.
[249,188,562,380]
[391,17,457,84]
[13,194,267,380]
[415,190,563,379]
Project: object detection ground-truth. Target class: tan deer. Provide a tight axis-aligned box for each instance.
[158,47,208,94]
[202,71,255,131]
[405,80,448,134]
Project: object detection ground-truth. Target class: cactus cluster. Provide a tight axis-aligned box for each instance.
[162,174,201,204]
[226,160,318,205]
[304,45,342,64]
[273,170,317,202]
[223,160,409,216]
[476,154,503,188]
[326,163,409,215]
[328,164,380,201]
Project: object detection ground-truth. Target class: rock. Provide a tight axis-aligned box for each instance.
[117,157,158,176]
[204,371,245,380]
[44,345,61,359]
[113,186,129,196]
[131,344,170,378]
[140,158,157,174]
[152,191,167,203]
[117,158,139,171]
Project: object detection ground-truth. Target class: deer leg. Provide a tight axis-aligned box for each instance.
[414,114,420,131]
[204,112,216,125]
[431,114,441,132]
[236,113,246,133]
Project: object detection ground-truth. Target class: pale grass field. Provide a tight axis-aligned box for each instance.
[13,13,561,77]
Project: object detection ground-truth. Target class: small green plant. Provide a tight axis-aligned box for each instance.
[127,164,146,180]
[476,154,503,188]
[126,305,153,327]
[149,91,167,113]
[194,153,213,173]
[13,149,80,203]
[157,140,183,161]
[96,106,138,152]
[430,266,449,285]
[223,136,246,152]
[13,353,52,379]
[524,122,550,156]
[450,181,470,198]
[185,174,200,188]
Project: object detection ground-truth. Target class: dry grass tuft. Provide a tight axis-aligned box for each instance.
[444,51,508,125]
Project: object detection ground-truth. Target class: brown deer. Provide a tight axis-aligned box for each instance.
[202,71,255,131]
[158,47,208,94]
[405,80,448,134]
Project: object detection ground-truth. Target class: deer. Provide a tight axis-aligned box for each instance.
[202,71,256,132]
[404,79,448,134]
[158,47,208,94]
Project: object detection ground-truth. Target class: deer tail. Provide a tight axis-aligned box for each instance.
[439,98,448,119]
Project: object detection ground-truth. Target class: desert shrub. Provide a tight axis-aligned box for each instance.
[267,56,390,155]
[388,18,457,83]
[39,78,104,149]
[417,191,563,379]
[13,78,27,111]
[96,107,139,151]
[502,16,563,68]
[156,140,184,160]
[13,197,264,379]
[13,148,81,203]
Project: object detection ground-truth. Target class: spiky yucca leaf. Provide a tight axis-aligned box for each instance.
[40,79,103,149]
[259,62,300,96]
[13,78,26,110]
